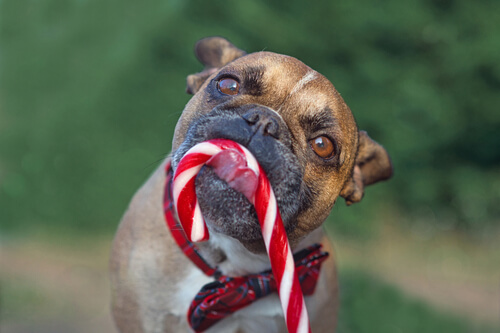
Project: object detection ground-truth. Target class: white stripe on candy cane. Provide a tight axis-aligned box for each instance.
[279,255,293,316]
[184,141,222,156]
[240,145,260,175]
[191,203,205,241]
[262,191,277,249]
[297,299,309,333]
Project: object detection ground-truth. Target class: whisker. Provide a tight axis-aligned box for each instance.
[142,153,171,173]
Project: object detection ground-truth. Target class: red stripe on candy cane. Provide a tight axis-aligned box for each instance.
[173,139,311,333]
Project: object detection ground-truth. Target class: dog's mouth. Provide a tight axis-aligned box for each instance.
[194,159,262,242]
[205,148,258,203]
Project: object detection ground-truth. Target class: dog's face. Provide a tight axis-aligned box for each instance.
[171,37,392,252]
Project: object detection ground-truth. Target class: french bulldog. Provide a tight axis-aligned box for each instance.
[110,37,392,333]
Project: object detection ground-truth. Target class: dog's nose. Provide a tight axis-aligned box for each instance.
[242,108,280,139]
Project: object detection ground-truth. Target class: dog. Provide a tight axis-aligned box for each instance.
[110,37,392,333]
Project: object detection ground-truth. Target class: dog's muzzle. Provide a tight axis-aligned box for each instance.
[171,105,303,243]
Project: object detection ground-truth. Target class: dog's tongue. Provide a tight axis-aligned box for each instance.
[206,149,258,202]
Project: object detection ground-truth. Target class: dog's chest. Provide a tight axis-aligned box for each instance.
[172,233,287,332]
[173,264,285,333]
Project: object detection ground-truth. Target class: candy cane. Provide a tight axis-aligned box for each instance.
[173,139,311,333]
[172,139,259,242]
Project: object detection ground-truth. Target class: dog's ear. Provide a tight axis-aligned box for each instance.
[340,131,393,205]
[186,37,246,94]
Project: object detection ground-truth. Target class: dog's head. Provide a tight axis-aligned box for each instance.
[171,37,392,252]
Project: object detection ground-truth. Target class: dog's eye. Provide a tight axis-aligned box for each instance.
[310,136,335,159]
[217,78,240,95]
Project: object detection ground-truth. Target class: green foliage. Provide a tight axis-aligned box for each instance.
[0,0,499,235]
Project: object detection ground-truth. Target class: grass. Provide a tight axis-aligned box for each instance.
[337,269,497,333]
[0,279,49,321]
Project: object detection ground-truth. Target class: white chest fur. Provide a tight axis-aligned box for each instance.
[172,232,287,332]
[208,232,272,276]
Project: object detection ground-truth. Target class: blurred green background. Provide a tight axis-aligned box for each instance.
[1,0,499,332]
